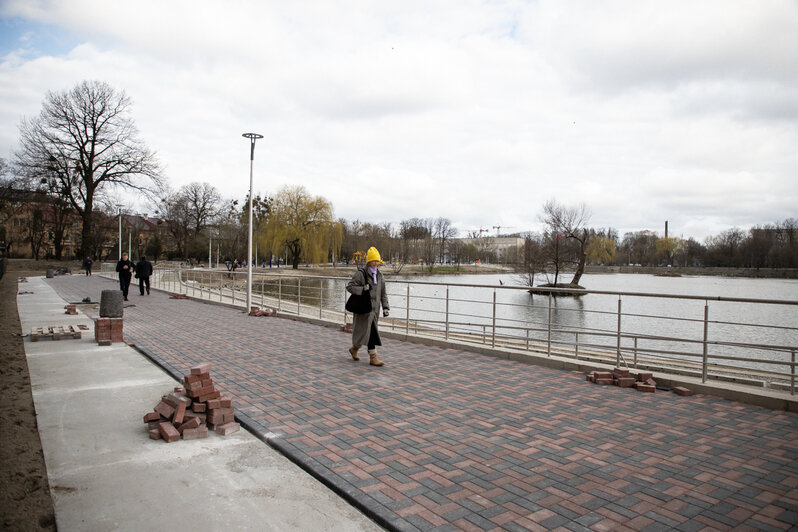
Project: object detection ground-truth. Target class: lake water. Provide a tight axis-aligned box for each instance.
[263,271,798,376]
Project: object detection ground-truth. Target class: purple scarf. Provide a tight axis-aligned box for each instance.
[368,266,378,285]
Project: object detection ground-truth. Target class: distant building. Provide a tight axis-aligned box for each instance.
[455,236,524,263]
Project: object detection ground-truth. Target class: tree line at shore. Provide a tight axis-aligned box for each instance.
[1,80,796,276]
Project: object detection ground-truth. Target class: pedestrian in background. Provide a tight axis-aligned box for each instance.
[83,256,93,276]
[135,255,153,296]
[346,247,390,366]
[115,252,134,301]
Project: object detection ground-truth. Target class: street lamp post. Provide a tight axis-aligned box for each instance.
[116,204,124,260]
[242,133,263,312]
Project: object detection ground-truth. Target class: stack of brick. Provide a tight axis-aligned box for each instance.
[249,306,277,317]
[586,369,694,396]
[143,363,240,442]
[169,294,188,300]
[64,304,78,315]
[94,318,123,345]
[586,368,658,393]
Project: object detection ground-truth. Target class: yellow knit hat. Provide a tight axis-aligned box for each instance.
[366,247,384,264]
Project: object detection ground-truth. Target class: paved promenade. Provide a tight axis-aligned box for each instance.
[47,275,798,531]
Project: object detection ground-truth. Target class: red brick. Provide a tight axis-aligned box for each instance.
[153,401,175,419]
[149,429,162,440]
[636,383,656,393]
[148,421,162,430]
[612,367,630,377]
[645,378,657,387]
[673,387,693,396]
[192,402,206,413]
[586,375,595,383]
[143,411,161,423]
[184,374,202,385]
[178,417,202,433]
[158,421,180,442]
[173,386,185,393]
[636,372,653,382]
[164,392,192,408]
[594,372,613,379]
[190,363,211,375]
[219,397,233,408]
[616,377,637,388]
[183,425,209,440]
[198,390,221,402]
[595,378,614,385]
[206,398,222,410]
[200,378,213,387]
[173,402,187,424]
[188,385,215,398]
[208,408,235,425]
[215,422,241,436]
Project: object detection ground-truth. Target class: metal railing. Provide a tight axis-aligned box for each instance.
[101,264,798,394]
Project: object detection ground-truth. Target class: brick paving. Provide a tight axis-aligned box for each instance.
[48,275,798,531]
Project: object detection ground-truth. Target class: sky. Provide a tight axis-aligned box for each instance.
[1,0,796,242]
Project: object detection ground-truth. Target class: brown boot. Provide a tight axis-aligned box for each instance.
[368,351,384,367]
[348,346,359,361]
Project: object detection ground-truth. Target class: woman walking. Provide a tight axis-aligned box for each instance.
[346,247,390,366]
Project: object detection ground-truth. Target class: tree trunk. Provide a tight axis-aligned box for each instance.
[569,230,588,287]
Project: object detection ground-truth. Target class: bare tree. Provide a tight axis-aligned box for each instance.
[433,217,457,264]
[183,182,222,236]
[15,80,162,258]
[541,199,591,286]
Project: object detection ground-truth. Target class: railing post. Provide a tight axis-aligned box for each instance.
[319,282,323,319]
[445,287,450,341]
[574,332,579,358]
[278,278,282,311]
[297,279,301,316]
[344,287,348,326]
[526,328,530,351]
[702,303,709,383]
[491,289,497,348]
[405,285,410,337]
[790,350,795,396]
[547,293,552,356]
[633,337,638,368]
[616,297,622,367]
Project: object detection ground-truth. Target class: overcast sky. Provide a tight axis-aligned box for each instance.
[1,0,796,241]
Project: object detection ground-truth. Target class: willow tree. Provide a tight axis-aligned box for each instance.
[262,185,341,269]
[15,80,161,258]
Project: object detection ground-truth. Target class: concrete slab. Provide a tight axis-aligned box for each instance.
[19,277,382,532]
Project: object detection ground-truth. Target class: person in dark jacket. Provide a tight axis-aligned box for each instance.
[83,256,93,276]
[345,247,390,366]
[135,255,153,295]
[115,252,135,301]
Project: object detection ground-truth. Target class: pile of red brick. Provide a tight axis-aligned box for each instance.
[64,304,78,315]
[587,368,658,392]
[249,306,277,317]
[169,294,188,300]
[94,318,123,345]
[143,363,240,442]
[586,368,693,396]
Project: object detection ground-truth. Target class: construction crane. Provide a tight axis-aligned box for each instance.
[492,225,516,237]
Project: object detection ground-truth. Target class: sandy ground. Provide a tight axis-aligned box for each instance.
[0,260,80,531]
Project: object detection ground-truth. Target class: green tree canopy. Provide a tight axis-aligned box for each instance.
[262,185,341,269]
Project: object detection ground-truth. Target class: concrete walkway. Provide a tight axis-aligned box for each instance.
[37,274,798,531]
[18,276,381,532]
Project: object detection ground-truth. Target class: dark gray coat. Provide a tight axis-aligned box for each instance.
[346,267,389,347]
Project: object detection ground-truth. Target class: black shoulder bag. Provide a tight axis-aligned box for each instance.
[345,269,373,314]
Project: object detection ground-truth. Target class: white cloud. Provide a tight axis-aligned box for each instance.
[0,0,796,242]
